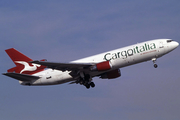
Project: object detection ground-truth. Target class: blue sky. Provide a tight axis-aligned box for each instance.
[1,0,180,120]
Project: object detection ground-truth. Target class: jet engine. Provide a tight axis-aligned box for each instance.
[90,61,112,71]
[100,69,121,79]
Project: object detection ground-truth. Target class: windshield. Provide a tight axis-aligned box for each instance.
[167,40,173,43]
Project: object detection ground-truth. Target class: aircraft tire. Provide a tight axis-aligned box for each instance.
[154,64,158,68]
[85,84,90,89]
[90,82,95,88]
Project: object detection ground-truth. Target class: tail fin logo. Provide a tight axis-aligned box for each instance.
[15,61,41,74]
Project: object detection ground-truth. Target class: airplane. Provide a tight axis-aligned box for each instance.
[3,39,179,89]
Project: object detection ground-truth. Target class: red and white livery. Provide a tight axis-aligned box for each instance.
[3,39,179,89]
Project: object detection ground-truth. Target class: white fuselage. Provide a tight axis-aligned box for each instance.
[20,39,179,85]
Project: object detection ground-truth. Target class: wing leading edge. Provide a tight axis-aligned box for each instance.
[30,60,93,71]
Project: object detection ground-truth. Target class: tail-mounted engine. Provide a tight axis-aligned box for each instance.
[100,69,121,79]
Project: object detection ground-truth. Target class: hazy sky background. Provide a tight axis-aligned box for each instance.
[1,0,180,120]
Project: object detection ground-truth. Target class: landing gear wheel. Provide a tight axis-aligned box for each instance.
[154,64,158,68]
[85,84,90,89]
[152,58,158,68]
[90,82,95,88]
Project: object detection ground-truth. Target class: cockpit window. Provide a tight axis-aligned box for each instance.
[167,40,173,43]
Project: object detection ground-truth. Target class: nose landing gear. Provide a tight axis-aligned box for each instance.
[154,64,158,68]
[152,58,158,68]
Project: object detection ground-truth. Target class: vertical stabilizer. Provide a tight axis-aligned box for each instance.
[5,48,46,75]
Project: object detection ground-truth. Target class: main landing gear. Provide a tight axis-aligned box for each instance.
[152,58,158,68]
[84,82,95,89]
[76,73,95,89]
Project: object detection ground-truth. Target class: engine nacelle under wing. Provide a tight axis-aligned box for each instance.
[100,69,121,79]
[90,61,112,71]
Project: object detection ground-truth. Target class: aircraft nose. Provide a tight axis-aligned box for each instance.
[169,41,179,51]
[173,41,179,48]
[166,40,179,53]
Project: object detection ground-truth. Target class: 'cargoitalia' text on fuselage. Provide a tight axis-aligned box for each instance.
[104,43,156,61]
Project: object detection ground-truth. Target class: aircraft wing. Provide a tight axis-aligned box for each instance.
[3,73,40,81]
[30,61,93,71]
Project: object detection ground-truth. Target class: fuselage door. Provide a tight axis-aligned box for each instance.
[159,41,164,48]
[158,41,165,56]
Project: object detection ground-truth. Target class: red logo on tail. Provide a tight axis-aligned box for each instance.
[5,48,46,75]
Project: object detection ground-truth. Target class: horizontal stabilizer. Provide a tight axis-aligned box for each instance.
[3,73,40,81]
